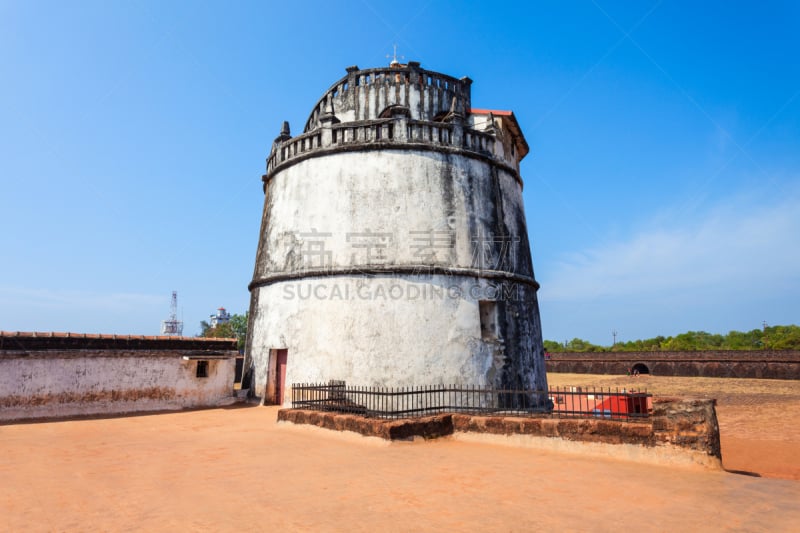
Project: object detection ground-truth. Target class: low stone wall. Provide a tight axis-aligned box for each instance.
[651,398,721,458]
[546,350,800,379]
[278,409,454,440]
[1,332,239,423]
[278,397,722,469]
[449,414,653,445]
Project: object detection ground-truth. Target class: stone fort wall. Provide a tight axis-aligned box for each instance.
[546,350,800,380]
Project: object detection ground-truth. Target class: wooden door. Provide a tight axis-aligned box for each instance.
[275,349,288,405]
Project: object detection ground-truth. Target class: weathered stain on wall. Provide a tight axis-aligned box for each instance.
[1,387,177,407]
[1,333,238,422]
[546,350,800,379]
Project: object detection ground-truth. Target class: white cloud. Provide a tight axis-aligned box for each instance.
[541,189,800,302]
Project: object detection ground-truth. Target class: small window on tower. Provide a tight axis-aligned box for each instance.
[196,361,209,378]
[479,300,498,340]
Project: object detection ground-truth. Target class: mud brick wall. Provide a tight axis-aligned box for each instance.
[546,350,800,379]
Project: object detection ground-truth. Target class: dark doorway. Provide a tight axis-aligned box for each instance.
[631,363,650,375]
[479,300,498,340]
[275,349,288,405]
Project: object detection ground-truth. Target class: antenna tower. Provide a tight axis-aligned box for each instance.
[160,290,184,336]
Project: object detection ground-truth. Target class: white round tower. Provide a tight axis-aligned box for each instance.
[245,61,547,405]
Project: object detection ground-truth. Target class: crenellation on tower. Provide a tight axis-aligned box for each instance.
[264,63,526,185]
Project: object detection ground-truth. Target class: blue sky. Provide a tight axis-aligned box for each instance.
[1,1,798,345]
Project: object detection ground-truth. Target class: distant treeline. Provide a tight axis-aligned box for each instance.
[544,325,800,352]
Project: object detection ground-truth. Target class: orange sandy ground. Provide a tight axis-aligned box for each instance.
[1,374,799,532]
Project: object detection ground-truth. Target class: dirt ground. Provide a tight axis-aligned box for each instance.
[1,374,799,532]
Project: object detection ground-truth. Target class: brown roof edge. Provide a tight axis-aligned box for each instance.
[469,108,530,161]
[0,332,238,352]
[470,108,513,116]
[0,331,236,342]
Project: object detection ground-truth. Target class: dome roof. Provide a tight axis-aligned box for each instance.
[302,62,472,133]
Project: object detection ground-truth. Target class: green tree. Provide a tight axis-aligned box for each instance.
[564,337,606,352]
[200,313,247,351]
[545,325,799,352]
[543,340,563,352]
[725,329,763,350]
[764,325,800,350]
[228,312,248,351]
[647,336,667,350]
[660,331,723,351]
[617,336,666,351]
[203,322,234,338]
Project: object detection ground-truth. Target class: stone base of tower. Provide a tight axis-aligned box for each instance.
[245,274,546,405]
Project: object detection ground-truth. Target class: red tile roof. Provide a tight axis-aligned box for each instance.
[469,108,513,116]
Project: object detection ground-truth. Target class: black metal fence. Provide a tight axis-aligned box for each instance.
[290,382,651,421]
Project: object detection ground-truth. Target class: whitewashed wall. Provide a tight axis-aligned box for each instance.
[254,150,532,277]
[0,354,236,422]
[252,276,496,403]
[248,148,546,405]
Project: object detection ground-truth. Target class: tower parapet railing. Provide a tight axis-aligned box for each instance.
[266,117,501,177]
[263,62,524,182]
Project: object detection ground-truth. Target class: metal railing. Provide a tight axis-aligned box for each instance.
[290,382,651,421]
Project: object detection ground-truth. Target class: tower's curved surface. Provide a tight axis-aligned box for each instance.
[245,62,547,405]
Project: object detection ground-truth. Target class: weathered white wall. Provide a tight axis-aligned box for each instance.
[255,150,531,277]
[0,354,236,422]
[252,276,491,403]
[249,147,546,406]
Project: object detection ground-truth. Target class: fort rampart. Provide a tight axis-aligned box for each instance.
[545,350,800,380]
